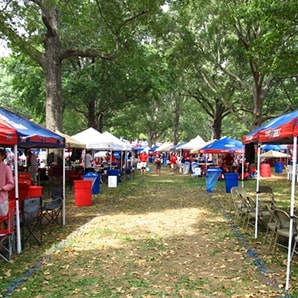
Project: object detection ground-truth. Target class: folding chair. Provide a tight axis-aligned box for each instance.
[22,197,42,246]
[41,187,63,226]
[271,209,296,253]
[0,200,16,262]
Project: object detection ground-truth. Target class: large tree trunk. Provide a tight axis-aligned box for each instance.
[41,6,63,131]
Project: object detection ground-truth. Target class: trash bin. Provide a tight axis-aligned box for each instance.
[206,168,222,193]
[260,163,271,177]
[224,173,238,193]
[83,172,100,194]
[74,180,92,206]
[275,161,283,173]
[107,169,120,188]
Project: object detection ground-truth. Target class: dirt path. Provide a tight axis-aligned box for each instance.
[5,168,285,297]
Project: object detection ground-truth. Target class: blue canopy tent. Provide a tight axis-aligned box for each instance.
[199,137,244,154]
[242,110,298,291]
[0,107,65,253]
[261,144,281,152]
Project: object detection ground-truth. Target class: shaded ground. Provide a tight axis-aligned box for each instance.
[0,165,292,297]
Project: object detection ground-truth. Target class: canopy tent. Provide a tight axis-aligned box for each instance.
[242,109,298,291]
[199,137,244,154]
[177,135,206,150]
[259,150,290,159]
[155,142,173,152]
[261,144,281,152]
[190,140,214,153]
[0,108,65,148]
[170,142,186,151]
[71,127,112,150]
[55,130,85,149]
[0,107,66,254]
[101,131,130,151]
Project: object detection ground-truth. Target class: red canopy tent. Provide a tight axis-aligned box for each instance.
[0,107,65,254]
[243,110,298,291]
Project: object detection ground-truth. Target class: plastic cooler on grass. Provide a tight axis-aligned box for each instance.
[224,173,238,193]
[83,172,100,194]
[74,180,92,206]
[275,161,283,173]
[260,163,271,177]
[107,169,120,188]
[206,168,222,193]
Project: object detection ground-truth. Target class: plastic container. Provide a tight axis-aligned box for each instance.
[83,172,100,194]
[74,180,92,206]
[107,169,120,188]
[224,173,238,193]
[260,163,271,177]
[26,186,43,198]
[206,168,222,192]
[275,161,283,173]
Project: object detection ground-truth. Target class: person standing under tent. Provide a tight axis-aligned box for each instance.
[139,151,148,175]
[0,148,15,230]
[84,150,93,173]
[223,153,234,173]
[170,152,178,175]
[27,150,38,185]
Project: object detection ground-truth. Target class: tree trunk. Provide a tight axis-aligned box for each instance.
[41,6,63,131]
[251,73,264,130]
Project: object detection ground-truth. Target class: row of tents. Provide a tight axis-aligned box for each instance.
[1,106,298,290]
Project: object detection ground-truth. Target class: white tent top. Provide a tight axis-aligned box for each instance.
[55,130,85,149]
[260,150,290,158]
[156,142,173,152]
[71,127,112,150]
[177,134,206,150]
[102,131,132,151]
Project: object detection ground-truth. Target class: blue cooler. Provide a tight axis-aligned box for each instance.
[83,172,100,194]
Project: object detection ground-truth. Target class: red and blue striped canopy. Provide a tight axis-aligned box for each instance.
[242,110,298,144]
[0,107,65,148]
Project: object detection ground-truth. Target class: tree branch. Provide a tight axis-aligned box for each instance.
[60,48,118,61]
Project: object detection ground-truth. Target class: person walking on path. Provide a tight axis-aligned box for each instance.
[139,151,148,175]
[154,153,162,176]
[0,148,15,230]
[170,152,178,175]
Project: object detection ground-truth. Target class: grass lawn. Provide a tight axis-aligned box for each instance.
[0,164,297,297]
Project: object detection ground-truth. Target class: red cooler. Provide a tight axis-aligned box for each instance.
[74,180,92,206]
[260,163,271,177]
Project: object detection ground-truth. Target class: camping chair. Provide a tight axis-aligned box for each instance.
[263,204,279,250]
[271,209,297,253]
[230,187,245,220]
[0,200,16,262]
[41,187,63,227]
[22,197,42,246]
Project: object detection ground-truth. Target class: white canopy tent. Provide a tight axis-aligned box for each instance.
[176,134,206,150]
[72,127,112,150]
[259,150,290,158]
[155,142,173,152]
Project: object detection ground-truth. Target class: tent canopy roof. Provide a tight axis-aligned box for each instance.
[260,150,290,158]
[0,107,65,148]
[55,130,85,149]
[199,137,244,153]
[242,110,298,144]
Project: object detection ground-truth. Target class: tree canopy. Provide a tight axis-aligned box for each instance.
[0,0,297,144]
